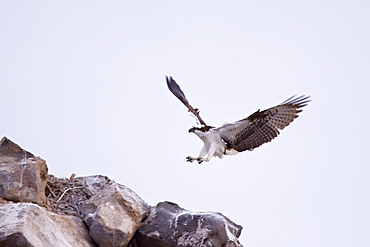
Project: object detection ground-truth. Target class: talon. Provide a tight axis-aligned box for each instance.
[186,156,194,163]
[197,158,203,164]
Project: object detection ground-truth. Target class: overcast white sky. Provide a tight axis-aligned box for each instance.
[1,1,369,246]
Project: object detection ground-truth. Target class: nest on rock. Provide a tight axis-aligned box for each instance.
[45,174,94,217]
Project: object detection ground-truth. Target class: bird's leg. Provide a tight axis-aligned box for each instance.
[196,144,217,164]
[187,144,208,163]
[198,145,208,158]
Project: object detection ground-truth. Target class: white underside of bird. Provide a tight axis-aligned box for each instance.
[186,128,239,163]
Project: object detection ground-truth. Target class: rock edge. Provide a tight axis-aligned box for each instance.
[0,137,243,247]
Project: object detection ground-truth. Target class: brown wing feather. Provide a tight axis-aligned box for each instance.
[218,95,310,152]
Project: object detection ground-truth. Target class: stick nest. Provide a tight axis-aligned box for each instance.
[45,174,94,217]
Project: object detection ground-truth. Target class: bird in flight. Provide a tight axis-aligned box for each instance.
[166,76,310,164]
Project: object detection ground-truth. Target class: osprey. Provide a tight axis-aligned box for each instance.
[166,76,310,164]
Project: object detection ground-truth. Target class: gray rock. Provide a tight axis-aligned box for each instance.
[76,175,111,195]
[0,138,244,247]
[0,202,97,247]
[131,202,243,247]
[80,177,150,247]
[0,137,48,204]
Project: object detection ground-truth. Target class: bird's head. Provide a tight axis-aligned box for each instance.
[188,125,214,133]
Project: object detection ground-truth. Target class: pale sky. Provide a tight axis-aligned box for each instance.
[1,1,369,246]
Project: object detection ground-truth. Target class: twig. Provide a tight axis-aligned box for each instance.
[56,186,84,203]
[166,76,208,126]
[46,183,57,198]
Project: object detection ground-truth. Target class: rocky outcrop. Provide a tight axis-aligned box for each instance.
[0,202,96,247]
[80,177,150,247]
[131,202,242,247]
[0,137,243,246]
[0,137,48,204]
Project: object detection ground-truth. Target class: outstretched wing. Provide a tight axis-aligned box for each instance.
[166,76,208,126]
[217,95,310,152]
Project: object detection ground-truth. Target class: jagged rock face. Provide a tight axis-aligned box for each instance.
[77,175,111,195]
[131,202,243,247]
[0,137,48,204]
[80,176,150,247]
[0,137,244,246]
[0,203,97,247]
